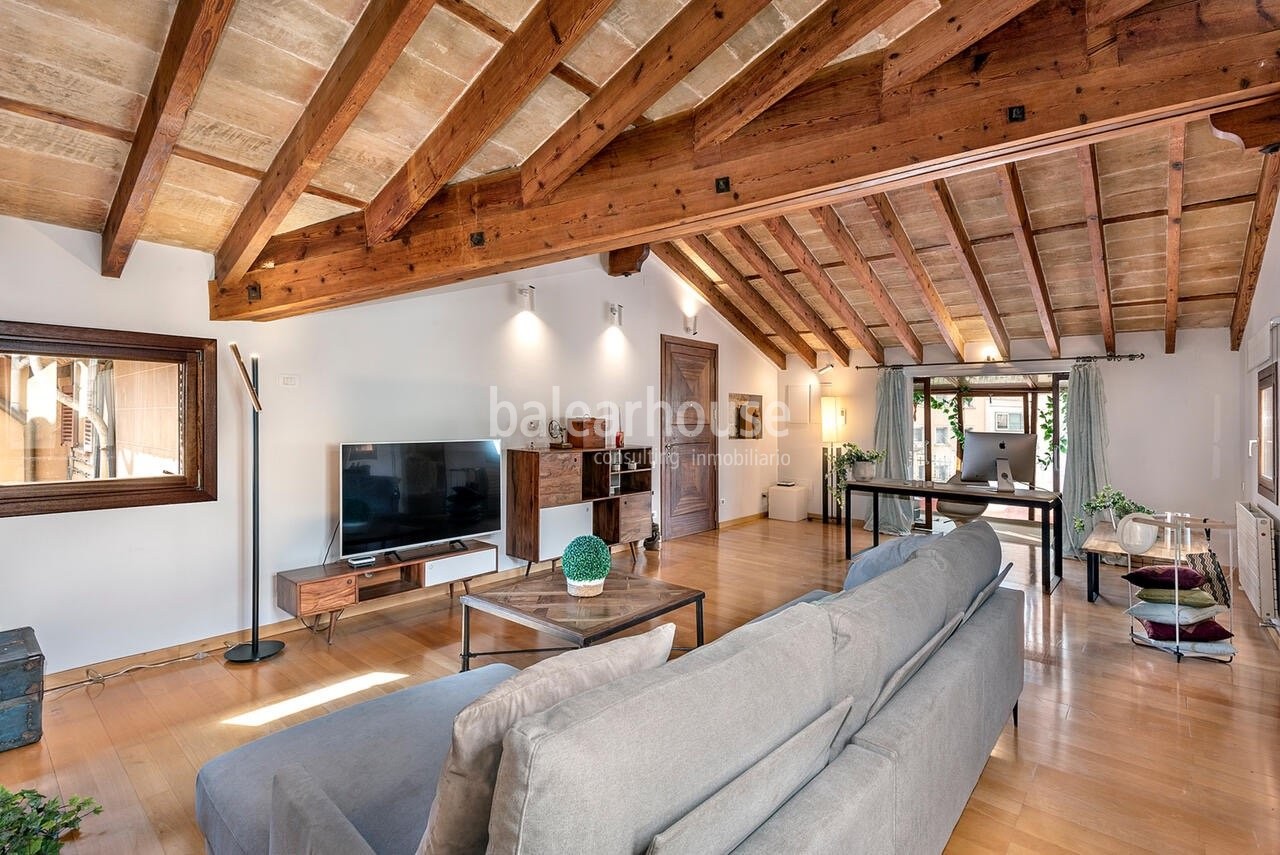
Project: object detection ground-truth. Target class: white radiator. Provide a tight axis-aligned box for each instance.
[1236,502,1278,629]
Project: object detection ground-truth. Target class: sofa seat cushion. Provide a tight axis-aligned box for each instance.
[487,603,837,855]
[819,551,951,739]
[419,624,674,855]
[270,764,375,855]
[195,663,517,855]
[647,696,853,855]
[915,520,1003,619]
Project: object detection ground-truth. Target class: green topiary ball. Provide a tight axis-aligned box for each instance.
[562,535,612,582]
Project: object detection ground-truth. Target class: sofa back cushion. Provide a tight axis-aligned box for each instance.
[843,532,943,590]
[820,551,951,740]
[646,696,853,855]
[486,603,836,855]
[418,624,674,855]
[916,520,1003,619]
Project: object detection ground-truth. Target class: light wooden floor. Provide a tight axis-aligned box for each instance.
[3,519,1279,854]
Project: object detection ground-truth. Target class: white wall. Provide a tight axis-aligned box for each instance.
[780,330,1244,524]
[0,216,780,671]
[1240,219,1280,519]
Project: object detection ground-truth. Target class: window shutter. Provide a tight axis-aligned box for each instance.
[58,363,74,446]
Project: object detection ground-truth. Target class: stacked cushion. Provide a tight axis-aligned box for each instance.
[419,624,675,855]
[1139,619,1232,642]
[1135,587,1218,607]
[1121,564,1206,589]
[1125,601,1226,625]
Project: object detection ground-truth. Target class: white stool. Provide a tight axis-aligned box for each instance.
[768,484,808,522]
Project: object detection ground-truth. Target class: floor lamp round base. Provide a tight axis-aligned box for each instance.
[224,639,285,663]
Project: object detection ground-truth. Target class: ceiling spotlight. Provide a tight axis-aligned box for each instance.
[517,285,535,313]
[816,362,835,375]
[684,313,699,336]
[609,303,624,327]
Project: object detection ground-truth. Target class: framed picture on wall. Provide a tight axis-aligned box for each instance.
[1260,364,1276,502]
[728,393,763,439]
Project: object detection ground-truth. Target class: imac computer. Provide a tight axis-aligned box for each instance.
[959,431,1037,491]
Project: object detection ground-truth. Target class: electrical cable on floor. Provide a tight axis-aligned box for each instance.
[40,650,211,702]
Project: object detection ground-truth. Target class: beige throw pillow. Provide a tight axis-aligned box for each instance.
[417,623,676,855]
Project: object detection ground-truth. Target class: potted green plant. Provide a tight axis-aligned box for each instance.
[835,443,883,482]
[561,534,612,597]
[0,786,101,854]
[1072,486,1154,532]
[830,443,884,509]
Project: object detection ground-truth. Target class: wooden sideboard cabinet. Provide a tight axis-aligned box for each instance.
[507,447,653,571]
[275,539,498,643]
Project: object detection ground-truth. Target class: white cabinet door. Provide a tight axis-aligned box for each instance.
[538,504,592,562]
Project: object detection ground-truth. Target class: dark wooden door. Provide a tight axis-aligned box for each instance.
[660,335,718,540]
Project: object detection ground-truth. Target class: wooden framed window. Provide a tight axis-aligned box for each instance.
[0,321,216,517]
[1260,364,1276,502]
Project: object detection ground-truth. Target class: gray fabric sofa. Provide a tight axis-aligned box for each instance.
[195,521,1023,855]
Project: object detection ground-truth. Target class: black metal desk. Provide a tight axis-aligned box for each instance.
[844,479,1064,594]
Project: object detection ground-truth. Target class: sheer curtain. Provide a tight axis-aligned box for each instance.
[1062,362,1109,556]
[865,367,913,535]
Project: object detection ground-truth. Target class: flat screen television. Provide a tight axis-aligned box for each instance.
[340,439,501,559]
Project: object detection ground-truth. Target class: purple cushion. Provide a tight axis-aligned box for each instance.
[1140,619,1233,642]
[1121,564,1205,589]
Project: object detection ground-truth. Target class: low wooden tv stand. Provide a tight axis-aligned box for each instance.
[275,539,499,643]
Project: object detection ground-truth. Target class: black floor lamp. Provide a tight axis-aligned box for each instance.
[225,343,285,663]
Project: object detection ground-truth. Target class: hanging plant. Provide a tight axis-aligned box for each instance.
[1036,388,1068,470]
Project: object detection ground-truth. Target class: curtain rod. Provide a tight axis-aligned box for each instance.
[855,353,1145,371]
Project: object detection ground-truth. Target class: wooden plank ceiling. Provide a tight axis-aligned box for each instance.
[0,0,1277,362]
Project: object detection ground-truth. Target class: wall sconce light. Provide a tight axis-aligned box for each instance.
[815,350,835,374]
[684,313,699,336]
[816,362,835,375]
[517,285,536,313]
[609,303,624,327]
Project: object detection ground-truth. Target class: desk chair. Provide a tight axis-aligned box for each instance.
[935,473,990,528]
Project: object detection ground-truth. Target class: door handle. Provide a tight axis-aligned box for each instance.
[664,441,675,451]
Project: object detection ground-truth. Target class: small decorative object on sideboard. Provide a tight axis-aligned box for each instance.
[562,535,612,597]
[567,417,606,448]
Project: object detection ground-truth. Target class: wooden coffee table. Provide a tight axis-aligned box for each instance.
[459,570,705,671]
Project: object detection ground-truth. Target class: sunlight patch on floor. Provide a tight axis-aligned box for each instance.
[222,672,408,726]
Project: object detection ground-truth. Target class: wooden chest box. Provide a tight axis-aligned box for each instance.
[566,418,606,448]
[0,627,43,751]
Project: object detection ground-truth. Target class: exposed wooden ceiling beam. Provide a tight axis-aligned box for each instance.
[721,226,852,366]
[995,163,1061,358]
[363,0,614,244]
[865,194,966,360]
[1164,124,1185,354]
[0,95,366,210]
[521,0,771,204]
[1230,154,1280,351]
[692,0,904,150]
[211,4,1280,321]
[100,0,235,277]
[921,179,1010,359]
[651,243,787,369]
[809,206,924,363]
[761,217,884,364]
[214,0,439,286]
[881,0,1041,91]
[605,245,649,277]
[435,0,602,97]
[1086,0,1153,29]
[683,235,818,368]
[1209,96,1280,153]
[1076,145,1117,355]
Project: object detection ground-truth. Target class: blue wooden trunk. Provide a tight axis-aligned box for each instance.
[0,627,43,751]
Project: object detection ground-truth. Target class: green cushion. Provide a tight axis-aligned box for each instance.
[1135,587,1217,608]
